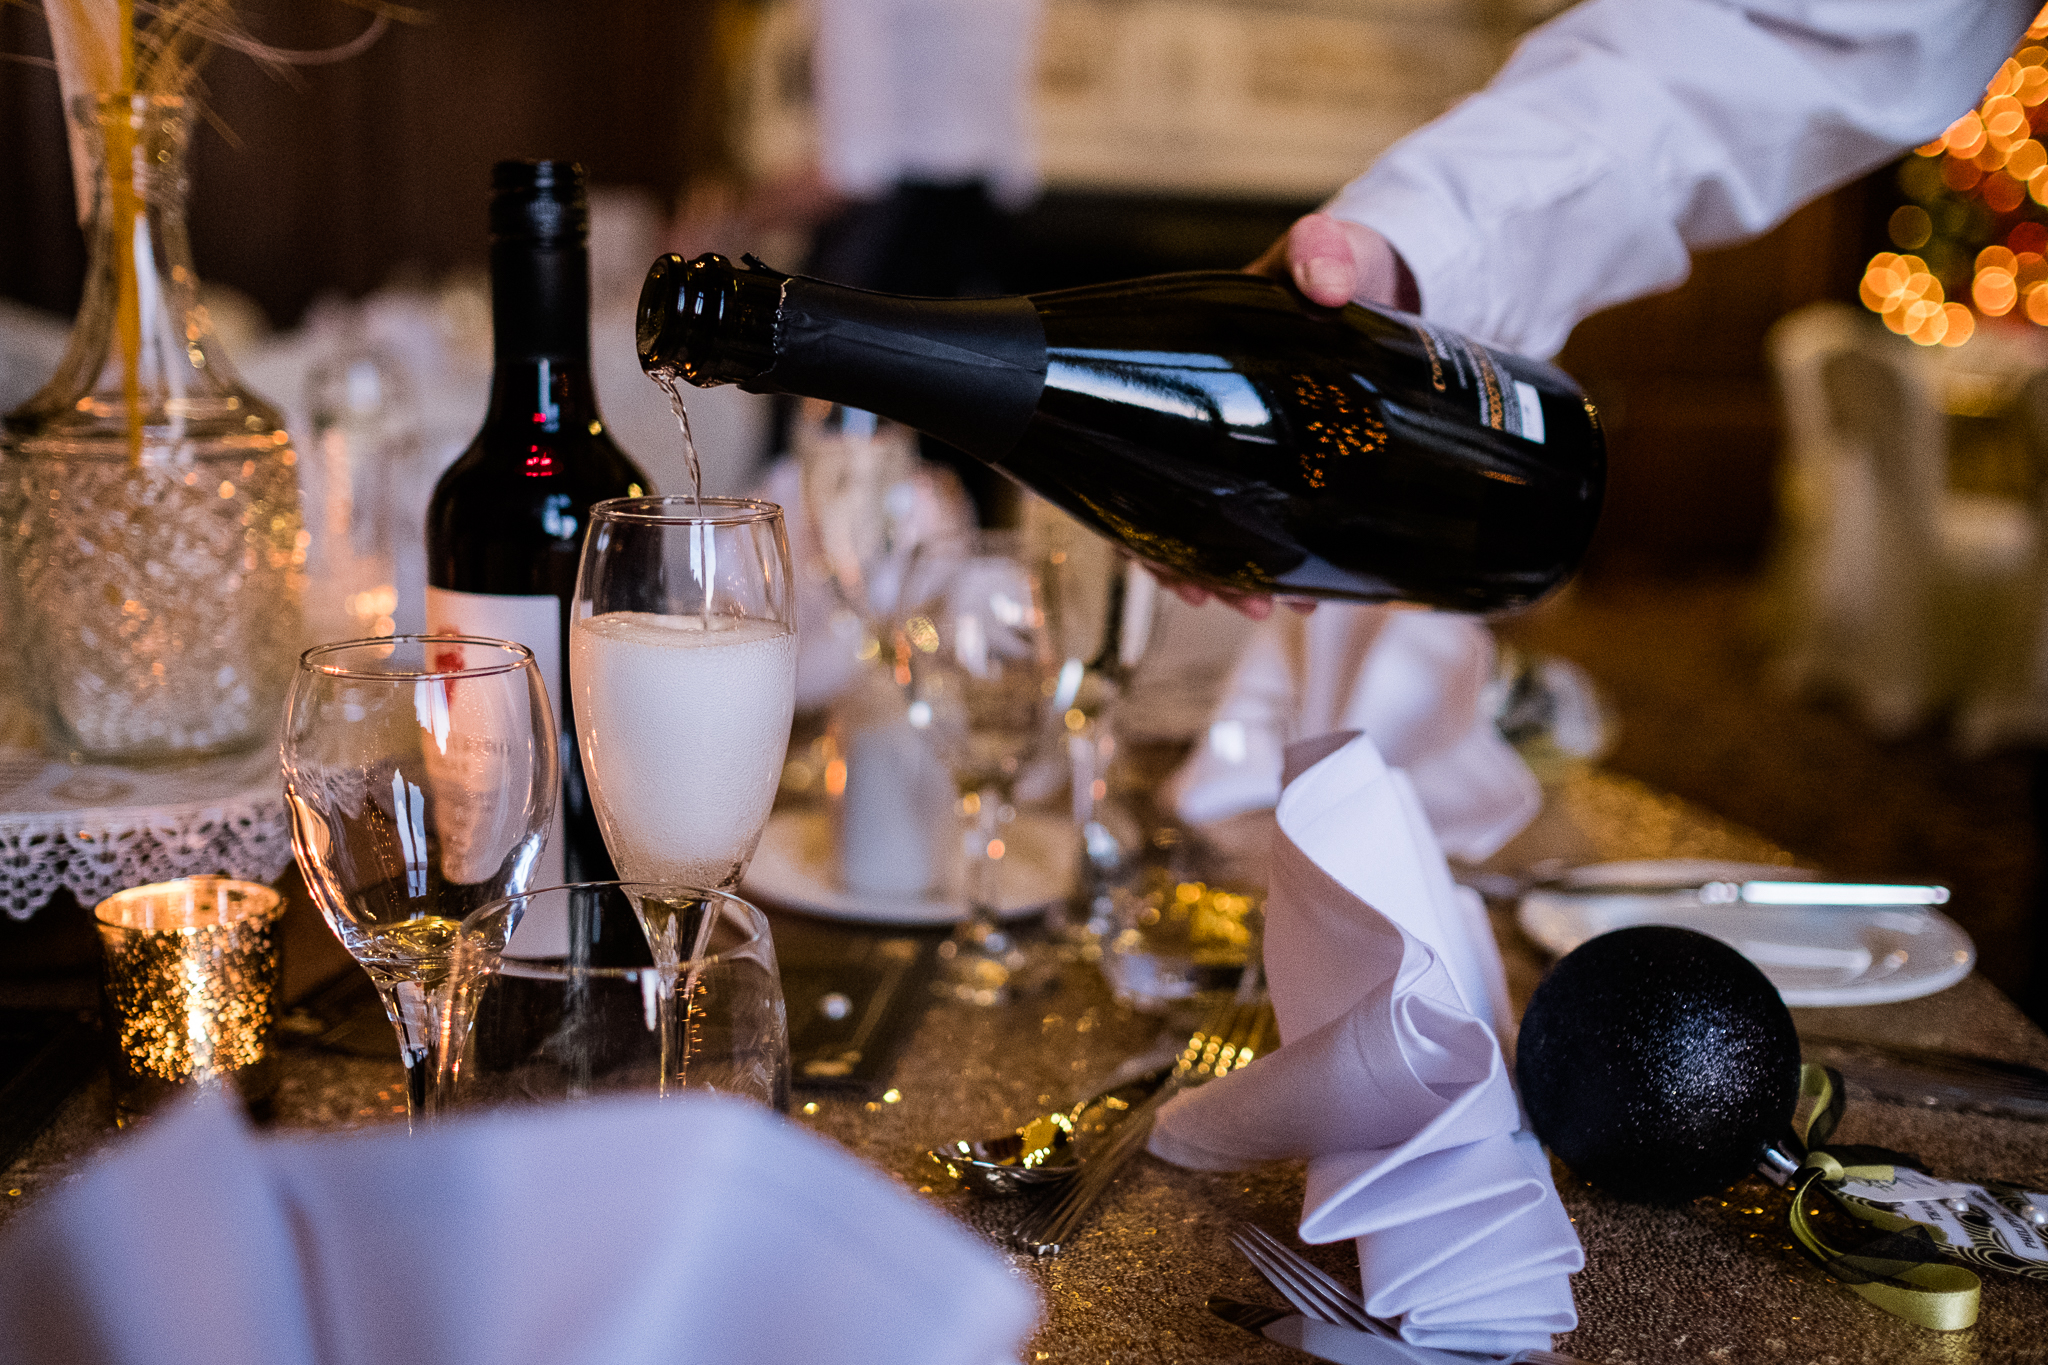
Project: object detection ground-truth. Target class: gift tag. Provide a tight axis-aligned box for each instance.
[1834,1173,2048,1276]
[1834,1168,1987,1204]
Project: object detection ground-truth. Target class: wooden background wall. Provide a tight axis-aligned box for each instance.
[0,0,723,327]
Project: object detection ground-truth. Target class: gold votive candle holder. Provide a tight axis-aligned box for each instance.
[93,876,285,1123]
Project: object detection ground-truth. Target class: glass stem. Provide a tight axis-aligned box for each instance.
[964,786,1005,950]
[633,893,718,1098]
[374,977,445,1131]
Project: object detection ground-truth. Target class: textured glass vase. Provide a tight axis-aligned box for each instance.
[1,94,305,763]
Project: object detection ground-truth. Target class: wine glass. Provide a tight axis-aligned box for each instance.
[570,496,795,893]
[794,400,971,629]
[898,531,1059,1005]
[1022,496,1160,941]
[438,881,789,1113]
[282,635,557,1126]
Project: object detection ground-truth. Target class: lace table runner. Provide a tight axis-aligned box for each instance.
[0,744,292,919]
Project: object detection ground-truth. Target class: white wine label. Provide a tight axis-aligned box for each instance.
[1514,381,1547,444]
[1410,320,1539,442]
[424,587,565,888]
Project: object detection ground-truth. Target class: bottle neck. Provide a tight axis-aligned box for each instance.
[482,355,603,436]
[492,238,592,363]
[635,254,1047,461]
[767,277,1046,460]
[487,238,601,432]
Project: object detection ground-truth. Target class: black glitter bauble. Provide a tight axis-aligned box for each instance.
[1517,926,1801,1204]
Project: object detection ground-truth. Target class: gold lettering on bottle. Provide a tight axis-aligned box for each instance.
[1290,375,1387,489]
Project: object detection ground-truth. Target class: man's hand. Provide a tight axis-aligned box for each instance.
[1246,212,1419,312]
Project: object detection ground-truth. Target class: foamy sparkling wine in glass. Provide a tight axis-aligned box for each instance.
[570,497,797,890]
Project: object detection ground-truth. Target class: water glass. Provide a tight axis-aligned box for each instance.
[899,532,1057,1005]
[439,882,789,1111]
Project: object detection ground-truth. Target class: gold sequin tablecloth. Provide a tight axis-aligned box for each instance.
[7,768,2048,1364]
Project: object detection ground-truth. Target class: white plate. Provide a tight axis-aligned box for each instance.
[1516,860,1976,1007]
[740,809,1076,926]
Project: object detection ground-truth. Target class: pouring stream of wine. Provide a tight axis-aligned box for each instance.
[649,367,711,627]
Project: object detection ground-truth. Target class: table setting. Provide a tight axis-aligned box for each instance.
[8,467,2048,1360]
[2,16,2046,1356]
[3,317,2048,1357]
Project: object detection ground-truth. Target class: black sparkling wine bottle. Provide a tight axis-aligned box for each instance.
[637,254,1604,610]
[427,161,651,885]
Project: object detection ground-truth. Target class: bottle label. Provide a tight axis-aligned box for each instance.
[1409,321,1548,444]
[424,587,565,888]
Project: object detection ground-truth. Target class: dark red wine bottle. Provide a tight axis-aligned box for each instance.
[427,161,651,885]
[636,253,1603,611]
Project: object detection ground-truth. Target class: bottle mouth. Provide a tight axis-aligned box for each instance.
[490,159,587,245]
[635,253,687,369]
[635,252,787,384]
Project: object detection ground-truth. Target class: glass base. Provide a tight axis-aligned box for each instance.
[932,919,1074,1007]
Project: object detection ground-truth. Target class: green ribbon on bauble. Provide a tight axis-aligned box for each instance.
[1517,925,2008,1331]
[1784,1063,1980,1331]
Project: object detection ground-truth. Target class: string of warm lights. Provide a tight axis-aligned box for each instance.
[1861,5,2048,347]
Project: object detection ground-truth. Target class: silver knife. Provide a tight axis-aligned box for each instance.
[1205,1298,1571,1365]
[1548,879,1950,907]
[1802,1036,2048,1120]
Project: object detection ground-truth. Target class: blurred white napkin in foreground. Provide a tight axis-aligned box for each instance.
[1166,604,1541,862]
[0,1093,1035,1365]
[1149,732,1581,1354]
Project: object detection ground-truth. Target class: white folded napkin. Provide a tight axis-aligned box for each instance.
[1165,604,1541,863]
[1149,731,1582,1355]
[0,1094,1035,1365]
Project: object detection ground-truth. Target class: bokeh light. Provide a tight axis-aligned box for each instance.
[1889,205,1934,249]
[2029,282,2048,324]
[1947,111,1990,160]
[1985,171,2028,212]
[1974,267,2018,315]
[1939,302,1977,346]
[1944,156,1986,192]
[1862,9,2048,342]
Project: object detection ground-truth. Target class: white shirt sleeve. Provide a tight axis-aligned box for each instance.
[1325,0,2034,358]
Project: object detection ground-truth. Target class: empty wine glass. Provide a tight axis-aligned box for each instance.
[1022,496,1160,942]
[898,532,1058,1005]
[794,400,970,630]
[282,636,556,1126]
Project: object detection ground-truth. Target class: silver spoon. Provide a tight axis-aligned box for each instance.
[927,1065,1172,1196]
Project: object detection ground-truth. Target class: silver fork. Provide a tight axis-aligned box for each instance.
[1230,1225,1389,1336]
[1230,1224,1584,1365]
[1008,994,1275,1256]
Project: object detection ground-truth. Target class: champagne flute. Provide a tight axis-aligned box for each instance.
[900,531,1059,1005]
[570,496,796,891]
[795,400,970,629]
[571,496,794,1078]
[282,635,557,1126]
